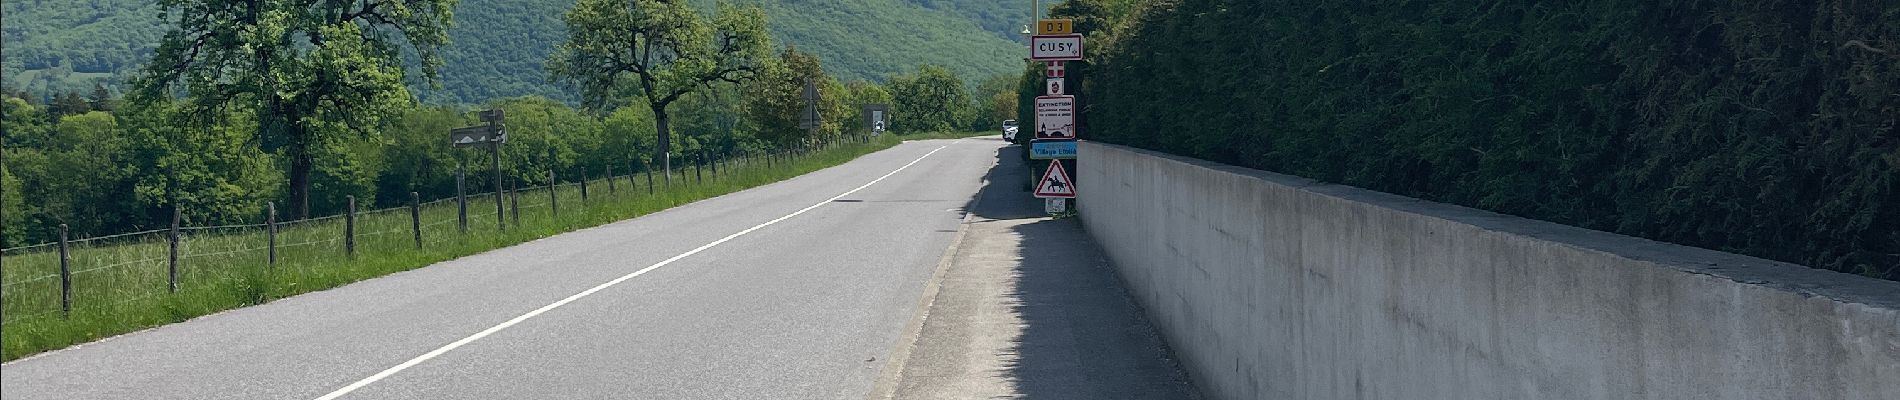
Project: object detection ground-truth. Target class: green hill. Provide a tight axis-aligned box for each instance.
[1,0,1030,103]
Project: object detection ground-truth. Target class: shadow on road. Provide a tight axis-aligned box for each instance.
[963,143,1201,399]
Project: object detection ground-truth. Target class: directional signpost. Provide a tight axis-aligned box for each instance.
[450,109,506,230]
[449,126,499,146]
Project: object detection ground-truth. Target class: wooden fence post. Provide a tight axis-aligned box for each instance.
[694,154,703,185]
[410,192,422,249]
[456,165,468,233]
[607,163,617,195]
[493,147,505,233]
[645,162,655,195]
[169,207,180,293]
[58,224,70,317]
[267,202,277,267]
[345,195,356,257]
[580,168,590,203]
[549,170,558,216]
[511,179,521,226]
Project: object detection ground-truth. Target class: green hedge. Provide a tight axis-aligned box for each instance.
[1081,0,1898,280]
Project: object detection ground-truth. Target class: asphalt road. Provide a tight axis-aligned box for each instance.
[1,137,1006,399]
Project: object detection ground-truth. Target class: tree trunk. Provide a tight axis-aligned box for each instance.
[653,105,673,183]
[287,150,313,219]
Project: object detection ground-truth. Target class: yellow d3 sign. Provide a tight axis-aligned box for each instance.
[1038,19,1073,35]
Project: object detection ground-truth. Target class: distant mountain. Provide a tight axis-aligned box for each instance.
[1,0,1031,104]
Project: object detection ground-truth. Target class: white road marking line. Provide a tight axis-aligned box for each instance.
[314,142,957,400]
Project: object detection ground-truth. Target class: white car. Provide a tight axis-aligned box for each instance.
[1001,120,1019,142]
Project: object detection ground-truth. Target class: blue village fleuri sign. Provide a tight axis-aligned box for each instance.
[1031,140,1077,159]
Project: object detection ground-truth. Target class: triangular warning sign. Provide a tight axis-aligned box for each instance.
[1034,161,1076,198]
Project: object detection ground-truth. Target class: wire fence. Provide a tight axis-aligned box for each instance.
[0,132,883,326]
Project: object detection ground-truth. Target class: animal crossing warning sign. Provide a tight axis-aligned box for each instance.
[1034,161,1076,198]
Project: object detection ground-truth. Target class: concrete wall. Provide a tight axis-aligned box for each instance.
[1076,141,1900,400]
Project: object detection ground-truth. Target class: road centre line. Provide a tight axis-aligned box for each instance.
[314,142,957,400]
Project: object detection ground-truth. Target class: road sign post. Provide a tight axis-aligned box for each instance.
[1034,160,1077,199]
[1030,140,1077,159]
[449,126,498,146]
[1038,19,1074,35]
[862,104,889,135]
[452,109,507,231]
[1033,95,1076,140]
[799,80,821,134]
[1030,25,1084,214]
[1030,34,1084,61]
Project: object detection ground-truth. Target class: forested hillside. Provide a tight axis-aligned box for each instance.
[902,0,1028,40]
[2,0,1028,103]
[1052,0,1899,280]
[0,0,165,95]
[1,0,1021,247]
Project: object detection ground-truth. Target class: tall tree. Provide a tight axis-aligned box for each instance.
[974,73,1017,130]
[17,112,141,239]
[1,163,20,247]
[131,0,456,218]
[548,0,772,177]
[746,47,829,147]
[49,92,93,119]
[888,65,971,134]
[88,82,114,112]
[122,101,281,226]
[2,96,52,149]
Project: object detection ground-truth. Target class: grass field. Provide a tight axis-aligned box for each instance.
[0,132,989,361]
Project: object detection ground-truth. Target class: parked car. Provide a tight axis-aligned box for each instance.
[1001,119,1019,142]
